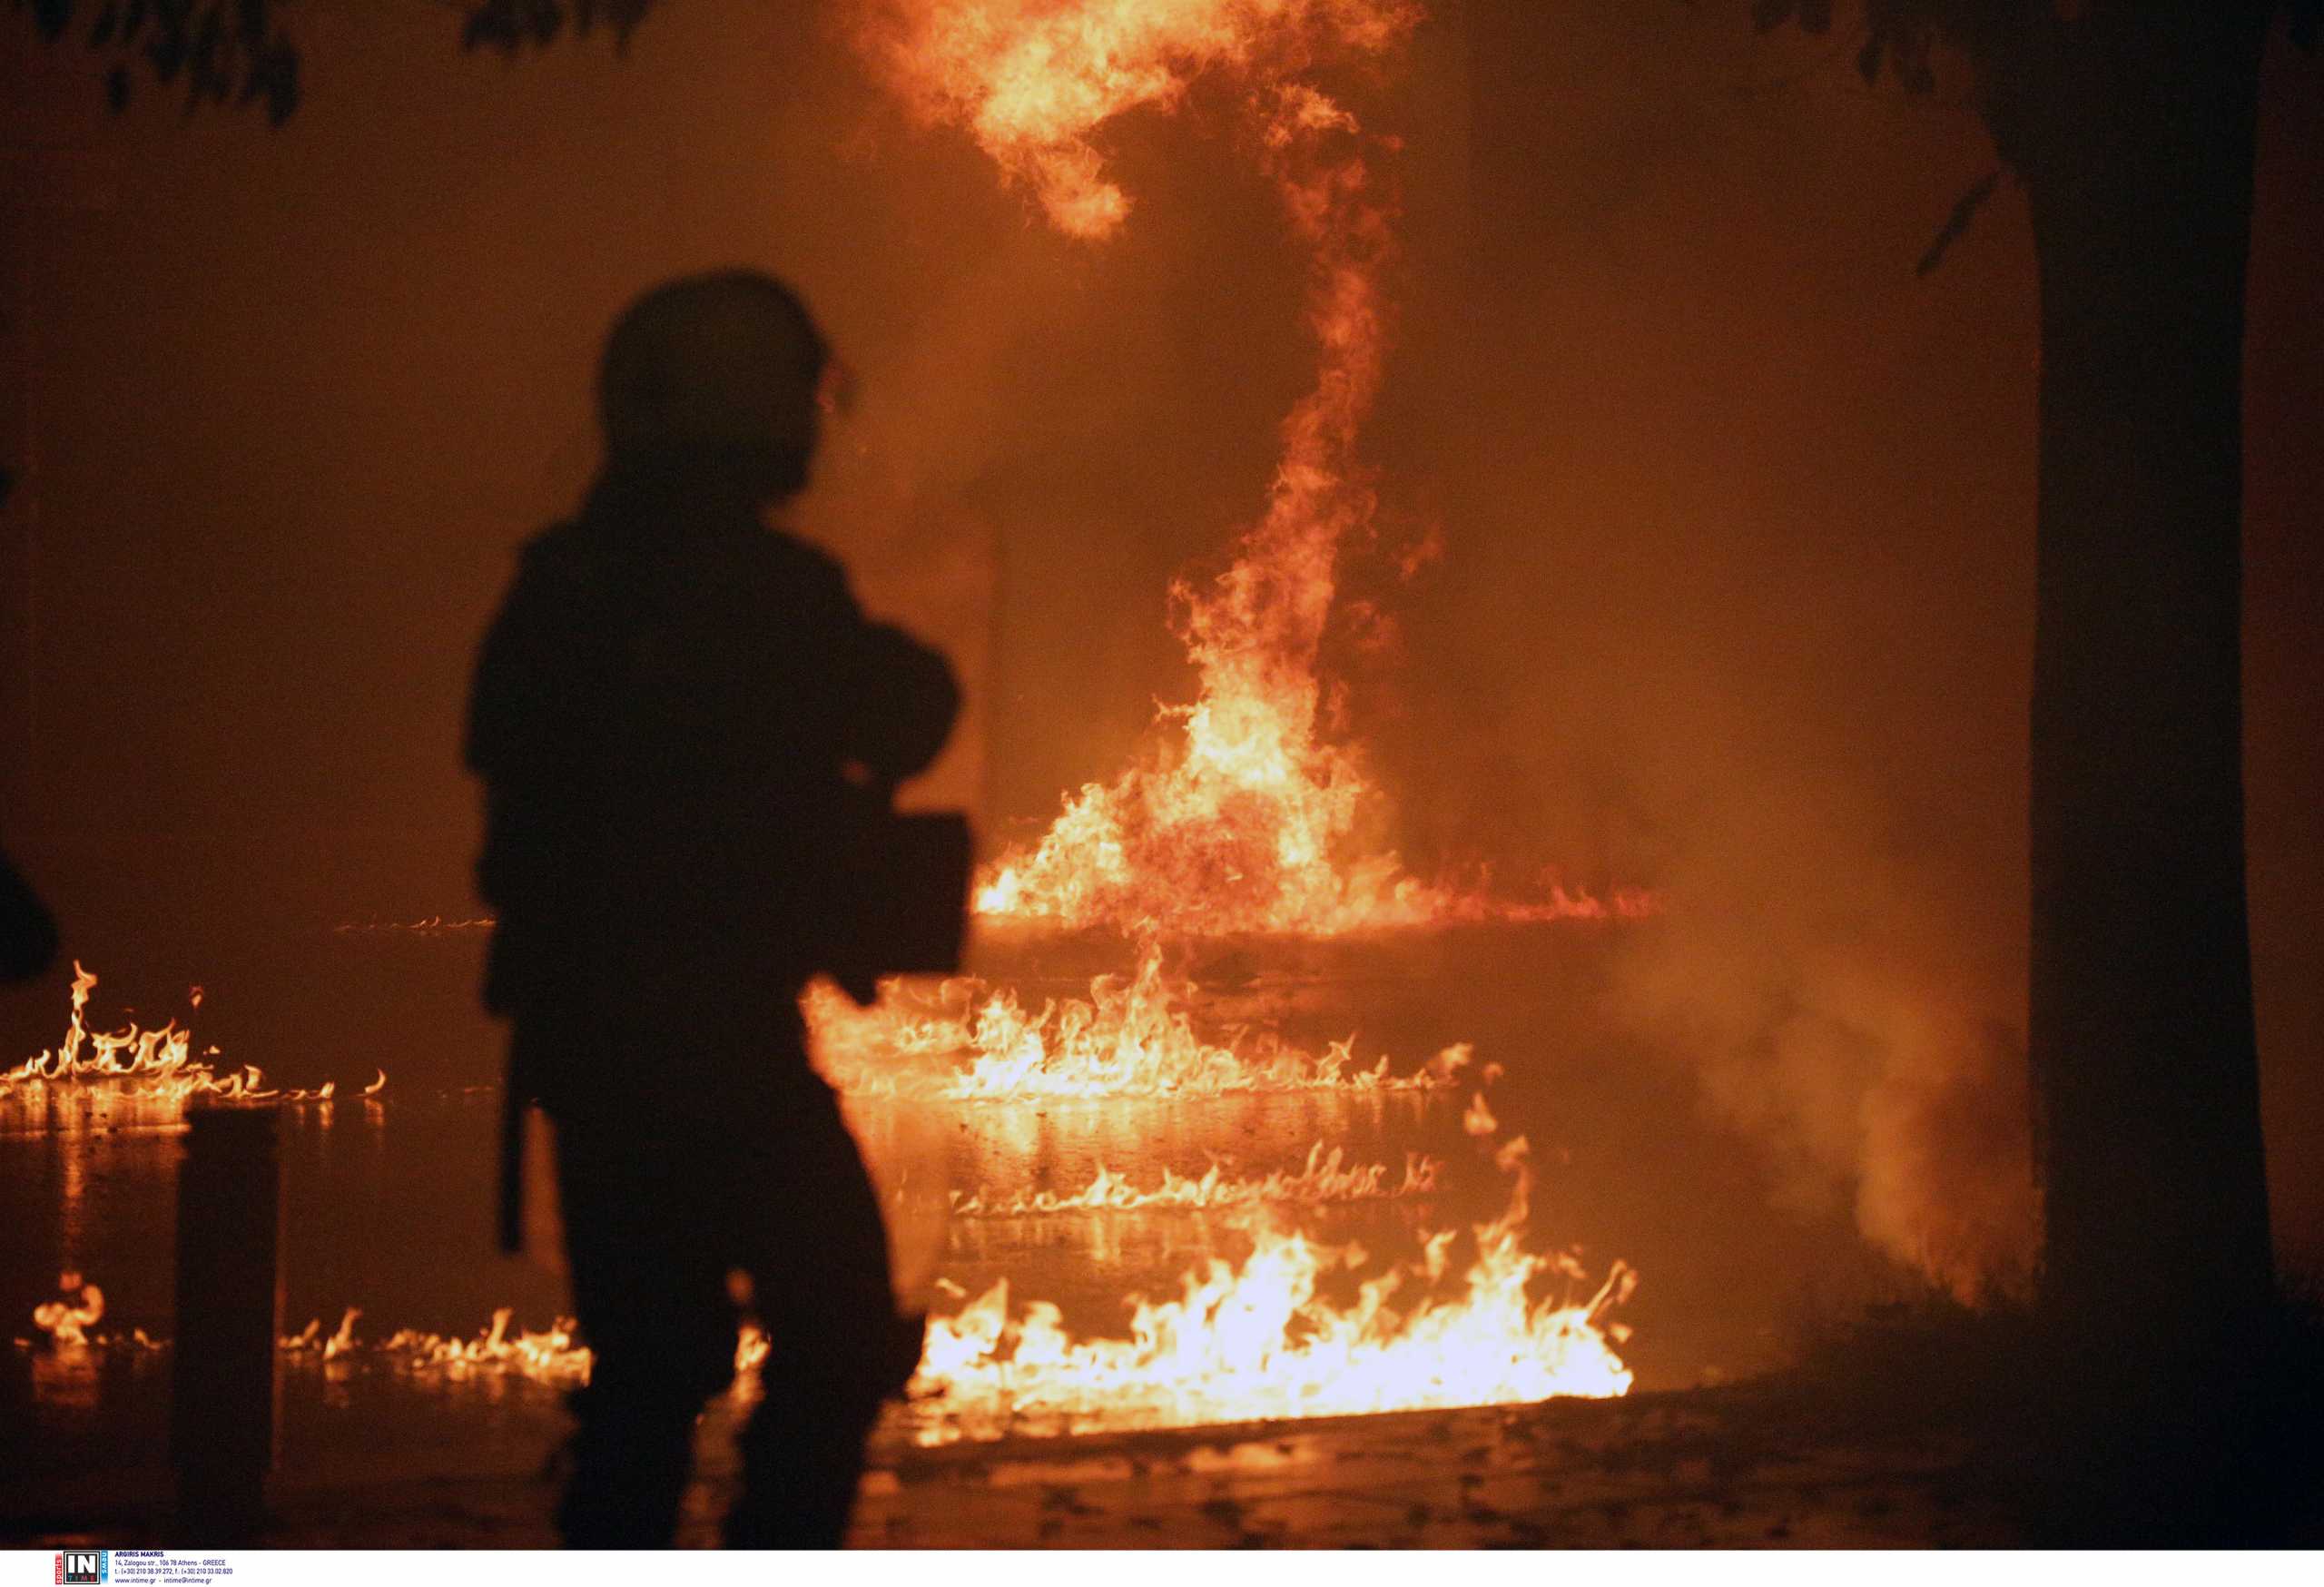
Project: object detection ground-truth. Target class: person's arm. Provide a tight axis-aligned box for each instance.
[465,534,606,1012]
[794,561,964,1002]
[771,534,960,790]
[842,621,960,792]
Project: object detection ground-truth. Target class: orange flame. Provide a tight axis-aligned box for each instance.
[2,962,376,1109]
[44,1108,1633,1435]
[866,0,1423,242]
[908,1151,1634,1442]
[281,1306,593,1383]
[1461,1091,1497,1138]
[31,1272,104,1347]
[807,955,1470,1099]
[870,0,1482,937]
[875,2,1649,935]
[950,1142,1440,1216]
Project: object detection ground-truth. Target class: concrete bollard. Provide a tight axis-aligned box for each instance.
[171,1104,284,1541]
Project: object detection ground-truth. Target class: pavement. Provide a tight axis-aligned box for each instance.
[10,1385,2026,1549]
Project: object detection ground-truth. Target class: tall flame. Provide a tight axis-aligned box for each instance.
[826,0,1642,1436]
[868,0,1456,937]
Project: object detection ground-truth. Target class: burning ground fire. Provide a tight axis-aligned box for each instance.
[2,963,383,1109]
[948,1141,1439,1216]
[806,951,1473,1099]
[19,1277,588,1382]
[909,1145,1636,1441]
[28,1109,1632,1444]
[279,1308,593,1384]
[13,976,1637,1434]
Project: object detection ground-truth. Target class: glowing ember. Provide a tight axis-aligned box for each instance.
[950,1141,1440,1216]
[808,953,1470,1099]
[907,1142,1633,1442]
[2,962,377,1108]
[30,1271,105,1346]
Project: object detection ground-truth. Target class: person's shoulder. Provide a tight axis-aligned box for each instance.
[501,520,648,619]
[753,526,847,582]
[511,519,597,582]
[733,527,856,612]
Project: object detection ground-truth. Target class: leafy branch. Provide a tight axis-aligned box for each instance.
[9,0,667,123]
[10,0,300,123]
[458,0,659,55]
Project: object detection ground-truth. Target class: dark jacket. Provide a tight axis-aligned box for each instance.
[466,470,959,1040]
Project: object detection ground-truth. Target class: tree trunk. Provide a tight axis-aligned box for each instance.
[2022,8,2275,1353]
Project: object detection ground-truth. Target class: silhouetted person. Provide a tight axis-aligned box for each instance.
[2,465,58,985]
[466,271,960,1548]
[1,847,58,983]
